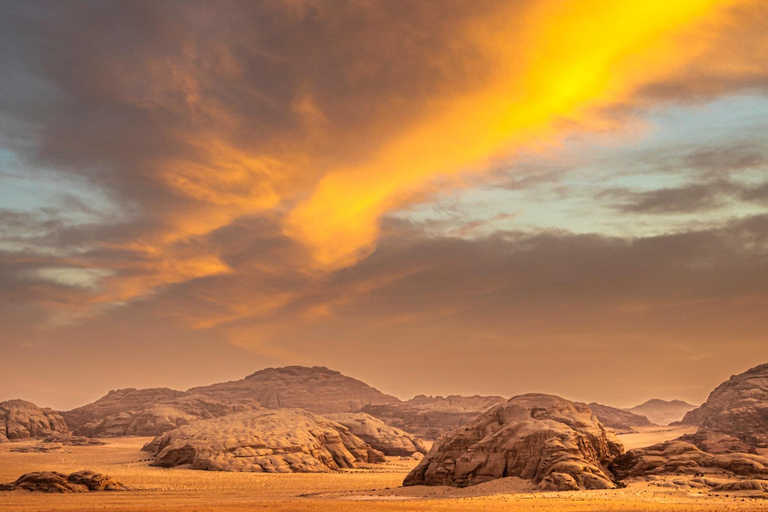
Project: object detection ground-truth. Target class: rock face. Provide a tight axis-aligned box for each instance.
[612,440,768,490]
[0,400,68,441]
[62,388,184,431]
[0,471,127,492]
[72,394,261,437]
[403,394,623,491]
[677,363,768,454]
[142,408,385,472]
[588,403,654,431]
[325,413,427,456]
[189,366,400,414]
[627,399,697,426]
[363,395,507,440]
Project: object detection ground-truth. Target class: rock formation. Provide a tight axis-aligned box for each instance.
[588,403,654,431]
[363,394,506,440]
[677,363,768,454]
[189,366,400,414]
[72,394,261,437]
[626,399,697,426]
[0,471,127,492]
[0,399,68,441]
[142,408,385,472]
[612,440,768,490]
[403,394,623,490]
[325,412,427,456]
[62,387,184,431]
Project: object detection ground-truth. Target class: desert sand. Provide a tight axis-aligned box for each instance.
[2,429,768,512]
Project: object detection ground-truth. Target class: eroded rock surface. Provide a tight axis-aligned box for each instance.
[363,395,506,440]
[0,400,68,441]
[0,471,127,492]
[325,412,427,456]
[613,440,768,491]
[627,399,697,426]
[677,363,768,454]
[143,408,385,472]
[588,403,654,431]
[73,394,261,437]
[189,366,400,414]
[404,394,623,490]
[62,388,184,431]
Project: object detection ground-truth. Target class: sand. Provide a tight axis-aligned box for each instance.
[1,428,767,512]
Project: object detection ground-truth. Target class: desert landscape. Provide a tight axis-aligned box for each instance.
[3,364,768,511]
[3,1,768,511]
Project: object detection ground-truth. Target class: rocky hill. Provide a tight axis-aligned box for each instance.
[588,403,654,431]
[62,388,184,431]
[1,400,68,442]
[678,363,768,454]
[403,394,623,490]
[188,366,400,414]
[142,408,385,472]
[363,394,506,440]
[324,412,427,456]
[626,399,697,426]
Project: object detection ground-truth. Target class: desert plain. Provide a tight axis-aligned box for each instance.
[2,426,767,512]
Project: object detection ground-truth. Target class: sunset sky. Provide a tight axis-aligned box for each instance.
[1,0,768,410]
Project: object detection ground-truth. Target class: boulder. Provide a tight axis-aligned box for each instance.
[403,394,623,490]
[188,366,400,414]
[0,400,68,441]
[142,408,385,472]
[678,363,768,453]
[627,399,697,426]
[325,412,427,456]
[363,394,506,440]
[588,403,654,431]
[0,471,127,492]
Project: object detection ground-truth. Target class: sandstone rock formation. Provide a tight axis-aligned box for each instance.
[612,440,768,490]
[677,363,768,454]
[627,399,696,426]
[0,400,68,441]
[73,394,261,437]
[62,387,184,431]
[363,394,506,440]
[588,403,654,431]
[403,394,623,490]
[0,471,127,492]
[142,408,385,472]
[325,412,427,456]
[189,366,400,414]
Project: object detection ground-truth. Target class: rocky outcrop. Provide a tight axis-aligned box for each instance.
[189,366,400,414]
[0,400,68,441]
[363,395,506,440]
[403,394,623,491]
[142,408,385,472]
[325,412,427,456]
[73,394,261,437]
[627,399,697,426]
[677,363,768,454]
[62,388,184,431]
[0,471,127,492]
[588,403,654,431]
[612,440,768,491]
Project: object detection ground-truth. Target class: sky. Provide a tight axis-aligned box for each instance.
[1,0,768,410]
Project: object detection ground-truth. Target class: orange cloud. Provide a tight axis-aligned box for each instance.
[284,0,745,269]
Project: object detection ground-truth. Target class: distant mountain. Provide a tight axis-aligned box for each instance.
[1,399,68,442]
[61,366,401,437]
[189,366,400,414]
[626,399,697,426]
[588,403,654,431]
[679,363,768,454]
[362,394,506,440]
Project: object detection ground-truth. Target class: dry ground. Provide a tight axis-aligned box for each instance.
[1,425,766,512]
